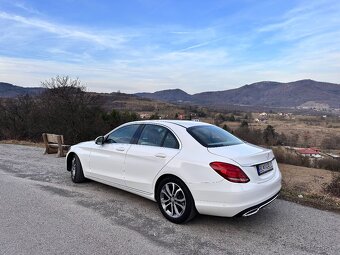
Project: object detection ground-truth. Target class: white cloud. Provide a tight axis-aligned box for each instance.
[0,1,340,94]
[12,1,41,15]
[0,11,128,49]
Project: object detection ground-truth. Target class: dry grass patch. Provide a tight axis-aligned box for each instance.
[0,140,45,148]
[279,163,340,213]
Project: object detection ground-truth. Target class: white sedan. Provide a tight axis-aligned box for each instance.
[66,120,281,223]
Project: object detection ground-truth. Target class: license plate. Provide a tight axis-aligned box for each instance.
[257,161,273,175]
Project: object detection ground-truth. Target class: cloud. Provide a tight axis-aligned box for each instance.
[257,0,340,42]
[12,1,41,15]
[0,1,339,94]
[0,11,128,49]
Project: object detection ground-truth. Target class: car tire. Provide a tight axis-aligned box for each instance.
[71,155,86,183]
[156,177,197,224]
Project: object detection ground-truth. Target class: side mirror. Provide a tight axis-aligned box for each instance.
[95,136,104,145]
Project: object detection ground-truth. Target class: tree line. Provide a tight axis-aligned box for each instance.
[0,76,138,144]
[221,122,339,172]
[222,121,287,146]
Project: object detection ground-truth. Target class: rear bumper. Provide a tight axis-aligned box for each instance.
[235,191,280,217]
[188,168,282,217]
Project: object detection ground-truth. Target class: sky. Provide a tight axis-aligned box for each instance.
[0,0,340,93]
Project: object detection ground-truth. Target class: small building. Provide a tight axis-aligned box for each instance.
[310,147,320,153]
[296,148,322,158]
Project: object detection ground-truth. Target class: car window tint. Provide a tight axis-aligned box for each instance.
[137,125,168,147]
[187,125,243,147]
[163,131,179,149]
[106,125,139,144]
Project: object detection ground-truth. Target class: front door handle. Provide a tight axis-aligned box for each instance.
[155,153,166,158]
[116,147,125,152]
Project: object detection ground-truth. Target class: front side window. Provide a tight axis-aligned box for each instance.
[187,125,242,148]
[137,125,179,149]
[106,125,139,144]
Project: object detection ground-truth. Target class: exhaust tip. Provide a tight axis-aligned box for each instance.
[242,208,260,217]
[235,191,280,217]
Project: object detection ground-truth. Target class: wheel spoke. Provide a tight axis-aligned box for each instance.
[161,197,170,203]
[174,187,181,197]
[165,184,172,197]
[174,203,181,215]
[174,202,185,211]
[164,201,171,208]
[174,197,185,202]
[170,203,174,216]
[161,190,170,199]
[171,183,176,195]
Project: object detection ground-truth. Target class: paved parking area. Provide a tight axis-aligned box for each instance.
[0,144,339,255]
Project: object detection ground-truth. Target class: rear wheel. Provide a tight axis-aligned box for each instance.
[71,155,86,183]
[156,177,197,224]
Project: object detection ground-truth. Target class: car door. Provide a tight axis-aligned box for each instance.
[89,124,140,186]
[124,124,180,194]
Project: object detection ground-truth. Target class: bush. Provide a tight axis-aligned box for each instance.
[272,147,311,167]
[316,158,340,172]
[325,173,340,197]
[321,136,340,150]
[234,127,264,145]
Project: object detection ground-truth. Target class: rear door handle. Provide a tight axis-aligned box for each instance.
[155,153,166,158]
[116,147,125,152]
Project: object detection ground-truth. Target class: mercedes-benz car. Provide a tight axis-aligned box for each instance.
[66,120,281,223]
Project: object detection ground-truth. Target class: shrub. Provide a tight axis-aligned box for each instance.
[321,136,340,150]
[272,147,311,167]
[325,173,340,197]
[316,158,340,172]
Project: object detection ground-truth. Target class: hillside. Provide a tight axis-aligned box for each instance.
[0,82,45,98]
[136,80,340,109]
[136,89,192,103]
[2,79,340,109]
[0,82,184,116]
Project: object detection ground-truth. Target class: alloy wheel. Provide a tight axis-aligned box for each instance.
[160,182,186,218]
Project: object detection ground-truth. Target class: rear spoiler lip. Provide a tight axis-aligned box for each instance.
[240,157,276,167]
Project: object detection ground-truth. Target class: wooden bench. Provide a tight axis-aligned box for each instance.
[42,133,70,157]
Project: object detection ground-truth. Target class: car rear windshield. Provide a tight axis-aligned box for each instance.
[187,125,243,148]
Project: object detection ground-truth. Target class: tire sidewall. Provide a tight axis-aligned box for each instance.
[71,155,85,183]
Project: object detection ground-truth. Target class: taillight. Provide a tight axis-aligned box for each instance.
[209,162,250,183]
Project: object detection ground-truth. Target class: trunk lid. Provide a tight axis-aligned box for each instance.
[208,143,276,183]
[208,143,274,166]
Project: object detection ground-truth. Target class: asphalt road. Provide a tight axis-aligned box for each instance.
[0,144,339,255]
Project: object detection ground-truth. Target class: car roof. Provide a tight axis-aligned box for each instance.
[128,119,211,128]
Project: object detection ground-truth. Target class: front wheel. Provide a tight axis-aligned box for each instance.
[71,155,86,183]
[156,177,197,224]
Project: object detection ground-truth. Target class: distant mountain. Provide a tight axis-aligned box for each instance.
[3,80,340,109]
[136,89,192,103]
[135,80,340,109]
[0,82,45,98]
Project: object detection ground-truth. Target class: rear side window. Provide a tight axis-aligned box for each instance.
[163,132,179,149]
[106,125,139,144]
[137,125,179,149]
[187,125,242,148]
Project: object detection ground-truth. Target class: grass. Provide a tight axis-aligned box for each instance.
[279,163,340,213]
[0,139,45,147]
